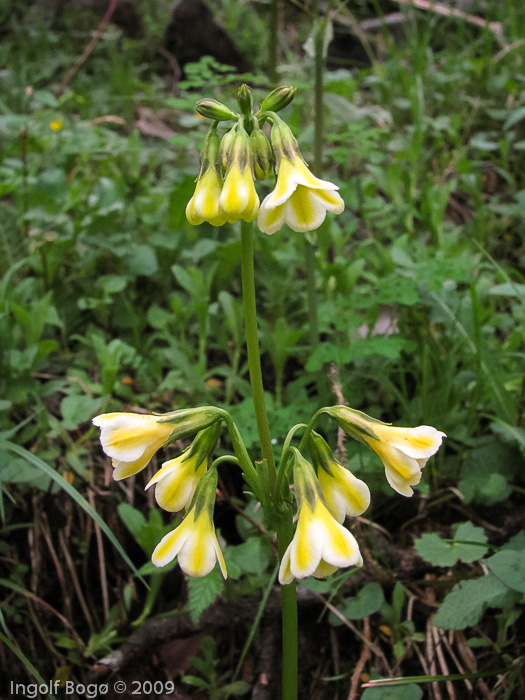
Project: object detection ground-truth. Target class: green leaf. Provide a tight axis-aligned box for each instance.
[226,537,271,576]
[433,574,512,629]
[490,421,525,457]
[330,582,384,625]
[458,439,516,504]
[414,522,488,566]
[126,244,158,276]
[486,550,525,593]
[187,568,225,623]
[362,683,423,700]
[306,336,416,372]
[61,395,102,430]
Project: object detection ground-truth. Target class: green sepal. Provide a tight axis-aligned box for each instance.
[290,448,321,512]
[196,98,238,122]
[190,465,218,520]
[158,406,223,443]
[308,431,338,477]
[324,406,384,442]
[185,422,222,472]
[259,85,296,113]
[250,121,273,180]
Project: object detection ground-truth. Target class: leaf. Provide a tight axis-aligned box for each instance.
[226,537,271,577]
[414,522,488,566]
[61,395,102,430]
[486,550,525,593]
[490,421,525,457]
[126,244,158,276]
[362,683,423,700]
[433,574,512,629]
[504,106,525,130]
[458,438,516,504]
[306,336,416,372]
[330,582,384,625]
[187,568,225,623]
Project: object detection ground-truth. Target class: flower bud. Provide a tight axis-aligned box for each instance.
[236,84,253,116]
[250,125,273,180]
[158,406,224,442]
[196,98,238,122]
[219,126,237,171]
[260,85,296,113]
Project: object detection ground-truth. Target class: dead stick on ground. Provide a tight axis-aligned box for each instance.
[347,617,372,700]
[57,0,118,93]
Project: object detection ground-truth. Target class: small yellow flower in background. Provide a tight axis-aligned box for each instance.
[92,407,223,480]
[152,468,227,578]
[279,449,362,585]
[257,118,344,235]
[328,407,446,497]
[186,167,226,227]
[309,432,370,523]
[145,423,221,512]
[49,119,63,132]
[219,128,259,223]
[92,413,175,480]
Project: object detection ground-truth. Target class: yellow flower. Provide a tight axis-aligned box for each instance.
[329,407,446,497]
[279,448,362,585]
[93,408,222,481]
[310,431,370,523]
[151,475,227,577]
[279,497,362,585]
[219,162,259,223]
[49,119,63,132]
[258,156,344,235]
[317,461,370,523]
[146,453,206,512]
[186,167,227,227]
[92,413,175,480]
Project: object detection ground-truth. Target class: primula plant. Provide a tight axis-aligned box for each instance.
[92,86,445,699]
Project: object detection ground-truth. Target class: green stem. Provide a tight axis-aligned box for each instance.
[276,520,298,700]
[240,220,276,492]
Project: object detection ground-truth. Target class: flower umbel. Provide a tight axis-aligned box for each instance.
[152,468,227,578]
[279,449,362,585]
[309,431,370,523]
[328,407,446,497]
[257,116,344,235]
[145,423,221,512]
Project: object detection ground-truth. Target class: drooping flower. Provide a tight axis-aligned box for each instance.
[152,468,227,578]
[327,406,446,497]
[92,407,222,480]
[257,117,344,235]
[186,126,226,227]
[219,126,259,223]
[309,432,370,523]
[279,449,362,585]
[186,167,227,227]
[145,423,221,512]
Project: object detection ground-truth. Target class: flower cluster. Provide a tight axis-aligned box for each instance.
[185,85,344,236]
[93,408,227,578]
[92,405,444,585]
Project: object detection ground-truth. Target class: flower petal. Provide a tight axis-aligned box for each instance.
[93,413,171,463]
[290,503,322,579]
[152,521,189,567]
[379,425,446,460]
[278,544,294,585]
[257,198,286,235]
[285,186,328,233]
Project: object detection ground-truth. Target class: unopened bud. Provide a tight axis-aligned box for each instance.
[196,98,238,121]
[260,85,296,113]
[158,406,224,442]
[236,84,253,116]
[219,126,237,170]
[250,126,273,180]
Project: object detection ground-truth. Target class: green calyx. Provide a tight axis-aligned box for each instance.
[250,121,273,180]
[198,126,221,178]
[185,422,222,472]
[324,406,383,443]
[158,406,223,443]
[259,85,296,114]
[196,98,239,122]
[290,447,321,512]
[308,431,338,477]
[189,464,219,520]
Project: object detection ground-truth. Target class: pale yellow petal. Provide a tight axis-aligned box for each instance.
[152,520,189,567]
[278,544,294,585]
[285,186,327,233]
[290,503,322,579]
[257,198,286,235]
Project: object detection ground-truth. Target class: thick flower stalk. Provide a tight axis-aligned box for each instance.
[145,423,221,512]
[92,407,222,480]
[279,448,362,585]
[152,467,227,578]
[309,431,370,523]
[327,406,446,497]
[257,115,344,235]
